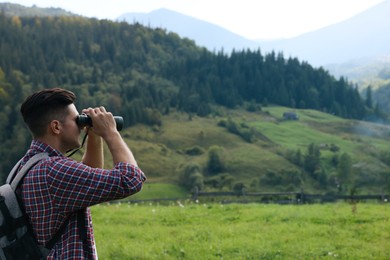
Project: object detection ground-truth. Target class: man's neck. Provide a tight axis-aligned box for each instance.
[34,136,64,154]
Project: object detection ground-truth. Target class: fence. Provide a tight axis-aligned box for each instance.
[192,190,389,204]
[121,190,389,205]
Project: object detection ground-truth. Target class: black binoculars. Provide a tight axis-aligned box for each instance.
[76,114,124,131]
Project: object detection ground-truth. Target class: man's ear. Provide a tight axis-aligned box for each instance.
[49,120,61,135]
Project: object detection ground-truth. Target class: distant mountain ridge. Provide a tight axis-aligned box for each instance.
[117,8,260,52]
[118,2,390,86]
[259,0,390,66]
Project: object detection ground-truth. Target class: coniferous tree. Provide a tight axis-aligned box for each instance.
[365,85,373,109]
[304,143,321,176]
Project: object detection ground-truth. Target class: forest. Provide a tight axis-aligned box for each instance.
[0,13,380,183]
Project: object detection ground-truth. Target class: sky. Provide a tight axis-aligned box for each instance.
[1,0,386,39]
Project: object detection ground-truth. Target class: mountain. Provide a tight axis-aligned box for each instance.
[117,8,260,53]
[0,12,372,180]
[118,3,390,66]
[324,56,390,89]
[3,2,389,82]
[118,2,390,86]
[259,0,390,87]
[0,10,386,193]
[260,1,390,67]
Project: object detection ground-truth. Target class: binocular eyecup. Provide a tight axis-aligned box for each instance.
[77,114,124,131]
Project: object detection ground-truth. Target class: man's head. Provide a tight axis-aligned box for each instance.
[21,88,76,137]
[21,88,79,145]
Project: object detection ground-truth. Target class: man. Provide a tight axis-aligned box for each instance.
[17,88,146,259]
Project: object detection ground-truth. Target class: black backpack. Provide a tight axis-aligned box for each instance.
[0,153,56,260]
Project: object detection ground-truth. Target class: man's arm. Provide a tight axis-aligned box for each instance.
[82,130,104,168]
[102,131,137,166]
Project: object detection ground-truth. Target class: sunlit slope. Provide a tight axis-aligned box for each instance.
[118,106,390,189]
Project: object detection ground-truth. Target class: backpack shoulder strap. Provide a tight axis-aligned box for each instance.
[8,153,49,191]
[6,158,23,184]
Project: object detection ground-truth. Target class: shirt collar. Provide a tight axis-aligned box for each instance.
[28,139,63,157]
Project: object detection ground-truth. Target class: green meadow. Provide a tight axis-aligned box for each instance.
[92,202,390,259]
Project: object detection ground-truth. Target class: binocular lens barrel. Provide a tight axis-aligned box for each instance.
[77,114,124,131]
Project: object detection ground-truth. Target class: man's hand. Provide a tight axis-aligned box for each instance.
[81,106,137,166]
[82,106,117,139]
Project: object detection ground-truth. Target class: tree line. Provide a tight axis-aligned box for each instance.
[0,13,376,181]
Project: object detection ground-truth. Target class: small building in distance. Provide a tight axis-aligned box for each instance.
[283,111,299,120]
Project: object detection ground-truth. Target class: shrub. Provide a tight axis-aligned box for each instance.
[206,145,226,175]
[179,162,204,191]
[184,145,205,156]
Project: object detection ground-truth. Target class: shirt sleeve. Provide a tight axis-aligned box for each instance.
[46,157,146,212]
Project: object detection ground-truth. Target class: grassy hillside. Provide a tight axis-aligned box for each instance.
[113,105,390,196]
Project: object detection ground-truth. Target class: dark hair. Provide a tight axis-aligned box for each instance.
[20,88,76,137]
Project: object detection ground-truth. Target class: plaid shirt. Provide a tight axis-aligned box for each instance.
[18,140,146,259]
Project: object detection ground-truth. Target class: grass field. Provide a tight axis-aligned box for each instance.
[90,106,390,258]
[91,202,390,259]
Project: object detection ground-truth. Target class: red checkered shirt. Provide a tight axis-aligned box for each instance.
[18,140,146,259]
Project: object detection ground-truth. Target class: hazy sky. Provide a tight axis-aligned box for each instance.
[2,0,385,39]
